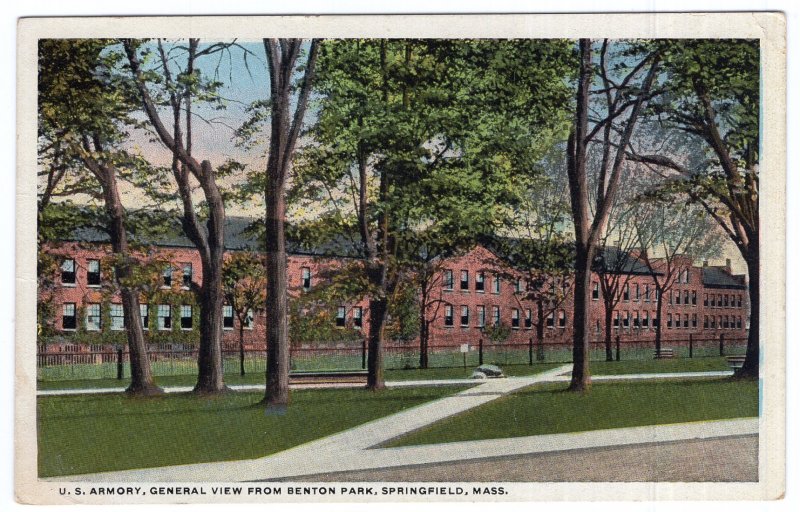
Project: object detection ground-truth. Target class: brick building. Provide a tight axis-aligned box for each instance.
[39,217,748,348]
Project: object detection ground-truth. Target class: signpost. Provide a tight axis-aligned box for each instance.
[460,344,469,370]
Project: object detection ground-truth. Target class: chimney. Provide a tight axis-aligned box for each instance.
[725,258,731,271]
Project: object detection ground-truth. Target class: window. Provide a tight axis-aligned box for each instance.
[633,311,640,328]
[716,294,722,308]
[546,311,555,328]
[684,270,690,284]
[642,311,649,329]
[723,294,729,308]
[683,314,689,329]
[140,304,149,330]
[244,309,255,329]
[492,274,500,294]
[511,308,520,329]
[623,311,630,329]
[669,290,673,305]
[492,306,501,327]
[180,305,193,330]
[634,284,640,301]
[353,307,362,329]
[182,263,192,288]
[717,315,723,329]
[704,294,708,307]
[443,269,454,290]
[724,315,730,329]
[460,270,469,291]
[223,305,234,329]
[691,290,697,305]
[301,267,312,291]
[525,309,532,329]
[692,313,697,329]
[62,303,76,330]
[737,316,742,329]
[667,313,673,329]
[592,282,599,300]
[86,303,101,331]
[710,316,716,329]
[110,303,125,330]
[558,310,566,328]
[515,278,524,294]
[157,304,171,330]
[737,295,743,308]
[675,291,681,305]
[461,305,470,327]
[162,266,172,287]
[683,290,690,305]
[61,258,76,285]
[87,259,101,286]
[444,305,454,327]
[477,305,486,328]
[336,306,346,327]
[644,284,650,302]
[613,312,620,329]
[475,272,485,292]
[704,315,709,329]
[623,283,630,301]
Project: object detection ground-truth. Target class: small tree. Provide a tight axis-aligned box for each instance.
[223,253,267,376]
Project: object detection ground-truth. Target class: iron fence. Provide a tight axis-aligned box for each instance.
[37,334,748,382]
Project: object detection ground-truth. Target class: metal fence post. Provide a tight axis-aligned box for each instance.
[615,335,620,362]
[689,334,693,358]
[116,346,124,380]
[719,333,725,357]
[478,338,484,365]
[361,337,367,370]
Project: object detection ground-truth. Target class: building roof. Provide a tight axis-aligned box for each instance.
[702,266,747,289]
[66,216,364,258]
[593,247,654,275]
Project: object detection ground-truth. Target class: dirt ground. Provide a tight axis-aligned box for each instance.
[288,435,757,483]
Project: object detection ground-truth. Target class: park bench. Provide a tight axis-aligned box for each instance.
[725,355,747,370]
[654,348,674,359]
[289,370,368,385]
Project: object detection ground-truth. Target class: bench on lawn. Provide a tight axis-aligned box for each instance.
[654,348,674,359]
[725,355,747,370]
[289,370,368,385]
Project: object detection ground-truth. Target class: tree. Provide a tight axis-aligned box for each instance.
[564,39,661,391]
[223,252,267,376]
[300,39,574,389]
[627,40,760,378]
[38,39,162,396]
[123,39,238,394]
[261,38,320,407]
[632,200,721,355]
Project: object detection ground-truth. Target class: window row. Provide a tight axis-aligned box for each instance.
[60,258,195,289]
[703,293,743,309]
[601,311,745,330]
[442,305,567,330]
[60,303,253,332]
[442,270,524,294]
[334,306,363,328]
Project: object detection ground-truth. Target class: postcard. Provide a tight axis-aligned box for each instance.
[15,12,786,504]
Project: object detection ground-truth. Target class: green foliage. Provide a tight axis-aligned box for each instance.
[482,321,512,344]
[386,281,420,343]
[222,252,267,324]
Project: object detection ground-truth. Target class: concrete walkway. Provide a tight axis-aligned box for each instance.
[55,366,754,483]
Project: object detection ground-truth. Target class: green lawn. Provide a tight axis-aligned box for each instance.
[590,357,730,375]
[38,385,466,477]
[388,378,758,447]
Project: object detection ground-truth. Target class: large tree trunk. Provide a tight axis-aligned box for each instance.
[569,252,592,391]
[239,324,246,377]
[367,294,388,390]
[195,254,227,394]
[264,188,291,406]
[418,284,430,369]
[604,301,614,362]
[737,243,759,379]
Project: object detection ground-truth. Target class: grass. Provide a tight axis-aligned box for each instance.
[387,378,758,447]
[590,357,730,375]
[37,385,467,477]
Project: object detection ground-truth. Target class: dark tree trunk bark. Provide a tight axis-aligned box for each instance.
[737,243,759,379]
[239,325,246,377]
[655,290,664,356]
[195,253,226,394]
[367,294,388,390]
[604,302,614,362]
[264,187,290,406]
[419,315,429,370]
[569,252,592,391]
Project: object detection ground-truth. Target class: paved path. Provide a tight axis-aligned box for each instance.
[56,366,754,483]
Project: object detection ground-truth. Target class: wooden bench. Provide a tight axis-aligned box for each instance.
[654,348,674,359]
[725,355,747,370]
[289,370,368,385]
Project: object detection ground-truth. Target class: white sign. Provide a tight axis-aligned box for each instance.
[460,344,469,353]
